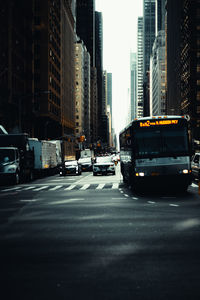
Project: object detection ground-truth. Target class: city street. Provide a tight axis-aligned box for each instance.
[0,164,200,299]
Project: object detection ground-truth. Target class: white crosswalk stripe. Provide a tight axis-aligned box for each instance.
[49,185,63,191]
[80,184,90,190]
[96,184,105,189]
[23,186,36,190]
[64,185,76,190]
[33,186,48,191]
[2,186,21,192]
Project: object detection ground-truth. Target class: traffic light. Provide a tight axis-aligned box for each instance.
[79,135,85,142]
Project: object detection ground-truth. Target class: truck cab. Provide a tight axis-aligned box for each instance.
[0,147,20,184]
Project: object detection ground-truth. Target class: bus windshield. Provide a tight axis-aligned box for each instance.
[133,127,189,158]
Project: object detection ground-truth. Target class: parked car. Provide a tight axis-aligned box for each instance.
[60,160,82,176]
[78,157,93,171]
[191,152,200,180]
[93,156,115,176]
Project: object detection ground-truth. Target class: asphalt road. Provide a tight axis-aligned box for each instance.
[0,165,200,300]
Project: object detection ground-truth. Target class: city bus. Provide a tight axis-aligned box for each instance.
[119,116,192,191]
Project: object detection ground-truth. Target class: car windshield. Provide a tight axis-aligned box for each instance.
[0,149,15,163]
[65,161,77,166]
[134,127,189,158]
[96,156,112,163]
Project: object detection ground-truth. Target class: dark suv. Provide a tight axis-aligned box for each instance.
[191,152,200,180]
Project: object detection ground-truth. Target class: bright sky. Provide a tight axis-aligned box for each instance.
[95,0,143,134]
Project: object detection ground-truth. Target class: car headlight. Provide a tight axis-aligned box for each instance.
[182,169,189,174]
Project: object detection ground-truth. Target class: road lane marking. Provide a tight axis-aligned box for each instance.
[33,186,48,191]
[50,179,63,182]
[169,204,179,207]
[50,198,85,205]
[64,185,76,190]
[132,197,138,200]
[49,185,62,191]
[80,184,90,190]
[124,194,129,197]
[148,201,155,204]
[96,184,105,189]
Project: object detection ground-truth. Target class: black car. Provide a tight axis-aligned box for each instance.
[60,160,82,176]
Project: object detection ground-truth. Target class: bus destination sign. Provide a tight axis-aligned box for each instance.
[139,119,179,127]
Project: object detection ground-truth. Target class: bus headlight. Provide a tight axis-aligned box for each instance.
[136,172,145,177]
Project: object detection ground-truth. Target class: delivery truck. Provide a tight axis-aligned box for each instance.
[28,138,60,177]
[0,133,34,184]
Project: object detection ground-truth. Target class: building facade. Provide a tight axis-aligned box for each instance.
[130,52,137,120]
[143,0,156,116]
[150,30,166,115]
[76,0,98,145]
[180,0,200,142]
[0,0,34,134]
[107,73,113,128]
[137,16,144,118]
[166,0,182,116]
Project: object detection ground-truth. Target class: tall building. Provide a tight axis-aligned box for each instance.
[101,70,109,144]
[76,0,95,67]
[130,52,137,120]
[95,11,104,142]
[107,73,113,126]
[166,0,182,116]
[83,48,91,144]
[76,0,98,145]
[61,0,76,141]
[166,0,200,143]
[143,0,156,116]
[107,73,115,149]
[137,16,144,118]
[180,0,200,142]
[150,30,166,115]
[90,67,98,143]
[0,0,34,134]
[32,0,62,139]
[74,41,85,142]
[156,0,166,36]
